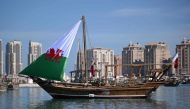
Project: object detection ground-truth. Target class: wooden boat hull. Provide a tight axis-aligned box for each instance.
[33,78,153,99]
[142,82,164,91]
[51,93,148,99]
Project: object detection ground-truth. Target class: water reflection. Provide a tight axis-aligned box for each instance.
[30,98,168,109]
[1,86,190,109]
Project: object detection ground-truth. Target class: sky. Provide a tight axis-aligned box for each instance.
[0,0,190,73]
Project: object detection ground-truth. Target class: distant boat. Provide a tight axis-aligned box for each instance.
[7,83,19,90]
[164,77,180,87]
[181,75,190,84]
[181,80,190,84]
[19,16,163,99]
[0,83,6,92]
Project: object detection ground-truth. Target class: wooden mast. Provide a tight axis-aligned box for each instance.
[82,16,88,83]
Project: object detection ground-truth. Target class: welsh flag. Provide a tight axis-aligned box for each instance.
[20,20,81,81]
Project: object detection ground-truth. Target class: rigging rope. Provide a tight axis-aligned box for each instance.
[85,21,93,49]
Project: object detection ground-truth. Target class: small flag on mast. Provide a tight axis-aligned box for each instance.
[172,53,178,69]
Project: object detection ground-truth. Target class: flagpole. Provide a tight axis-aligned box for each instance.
[82,16,88,83]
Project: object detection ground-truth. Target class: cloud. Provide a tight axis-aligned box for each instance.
[111,6,190,18]
[111,8,155,17]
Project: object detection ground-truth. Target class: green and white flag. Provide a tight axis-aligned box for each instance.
[20,20,81,81]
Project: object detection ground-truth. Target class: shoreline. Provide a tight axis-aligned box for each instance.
[19,83,40,88]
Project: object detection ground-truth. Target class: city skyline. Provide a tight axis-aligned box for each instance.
[0,38,189,76]
[0,0,190,73]
[0,38,187,74]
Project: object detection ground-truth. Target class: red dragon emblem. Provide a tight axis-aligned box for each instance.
[46,48,63,63]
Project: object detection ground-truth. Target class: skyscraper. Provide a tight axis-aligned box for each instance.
[6,40,22,75]
[122,43,144,76]
[144,42,171,74]
[0,39,3,76]
[28,41,42,65]
[87,48,114,79]
[176,39,190,75]
[27,41,42,83]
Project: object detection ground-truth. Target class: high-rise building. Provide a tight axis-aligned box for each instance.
[114,55,122,77]
[0,39,3,76]
[122,43,144,76]
[144,42,171,74]
[28,41,42,65]
[87,48,114,79]
[27,41,42,83]
[176,39,190,75]
[6,40,22,75]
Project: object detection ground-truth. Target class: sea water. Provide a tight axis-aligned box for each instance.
[0,85,190,109]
